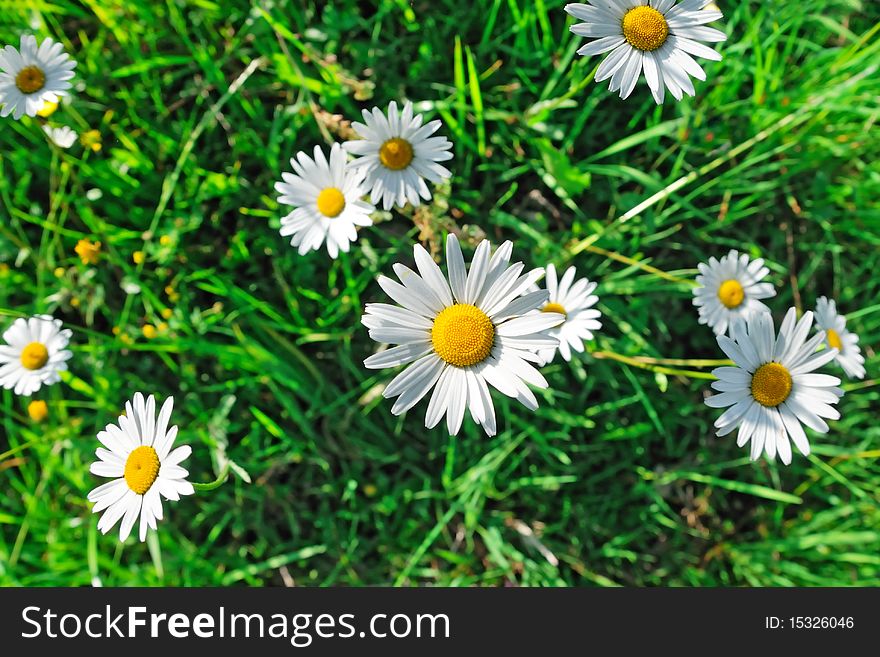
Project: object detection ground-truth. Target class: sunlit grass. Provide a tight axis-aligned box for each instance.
[0,0,878,586]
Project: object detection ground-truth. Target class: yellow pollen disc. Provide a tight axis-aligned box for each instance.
[621,6,669,52]
[431,304,496,368]
[316,187,346,218]
[542,302,567,318]
[15,65,46,94]
[20,342,49,370]
[826,328,842,351]
[124,446,161,495]
[379,137,414,171]
[717,279,745,309]
[750,362,792,408]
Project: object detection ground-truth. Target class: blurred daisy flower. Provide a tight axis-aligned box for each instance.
[693,250,775,336]
[75,238,101,264]
[814,296,865,379]
[344,100,453,210]
[531,264,602,364]
[362,234,563,436]
[0,35,76,120]
[564,0,726,104]
[275,143,375,258]
[0,315,73,396]
[88,393,194,542]
[706,309,843,465]
[42,124,77,148]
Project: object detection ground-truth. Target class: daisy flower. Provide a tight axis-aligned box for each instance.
[0,315,73,396]
[814,296,866,379]
[87,393,194,542]
[706,308,843,465]
[344,100,453,211]
[693,249,776,336]
[564,0,727,104]
[0,35,76,120]
[42,124,77,148]
[274,143,375,258]
[362,234,564,436]
[531,264,602,364]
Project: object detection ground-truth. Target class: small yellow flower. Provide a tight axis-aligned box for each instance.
[159,235,173,246]
[80,130,102,152]
[75,239,101,265]
[133,251,145,264]
[160,308,173,319]
[54,266,66,278]
[112,326,121,335]
[27,400,49,423]
[70,297,81,308]
[363,484,378,497]
[157,322,169,332]
[142,324,158,339]
[36,100,59,118]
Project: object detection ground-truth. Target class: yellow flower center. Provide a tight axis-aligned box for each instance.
[750,362,792,408]
[15,65,46,94]
[717,279,745,309]
[431,304,496,367]
[124,446,161,495]
[20,342,49,370]
[825,328,842,351]
[621,6,669,52]
[379,137,414,171]
[316,187,346,218]
[542,302,567,318]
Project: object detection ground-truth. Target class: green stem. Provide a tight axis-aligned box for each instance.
[192,464,230,492]
[592,350,718,380]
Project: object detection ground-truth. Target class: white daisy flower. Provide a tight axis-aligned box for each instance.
[530,264,602,364]
[706,308,843,465]
[0,315,72,396]
[814,296,866,380]
[692,249,776,336]
[274,143,375,258]
[344,100,453,211]
[87,393,194,542]
[362,234,564,436]
[564,0,727,104]
[0,35,76,120]
[42,124,77,148]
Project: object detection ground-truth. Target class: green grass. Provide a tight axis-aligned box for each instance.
[1,0,879,587]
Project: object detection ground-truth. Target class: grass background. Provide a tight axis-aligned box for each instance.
[1,0,878,587]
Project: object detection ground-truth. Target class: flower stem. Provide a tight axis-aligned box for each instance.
[192,464,230,492]
[591,350,719,380]
[571,244,696,286]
